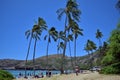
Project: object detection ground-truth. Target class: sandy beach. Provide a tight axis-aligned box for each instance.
[14,71,120,80]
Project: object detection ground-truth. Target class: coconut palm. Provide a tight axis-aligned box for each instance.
[33,18,47,77]
[25,29,33,78]
[56,0,81,74]
[89,40,97,53]
[25,17,47,77]
[95,29,103,52]
[44,27,58,71]
[70,20,83,66]
[84,39,97,68]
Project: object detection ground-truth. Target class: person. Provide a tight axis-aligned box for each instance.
[46,71,48,77]
[49,71,51,77]
[75,66,79,76]
[39,72,44,78]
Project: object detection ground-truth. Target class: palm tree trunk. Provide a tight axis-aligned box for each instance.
[57,38,60,55]
[25,35,32,78]
[69,41,74,70]
[74,36,77,66]
[90,50,93,68]
[61,16,67,74]
[99,38,102,53]
[33,38,37,77]
[46,36,50,72]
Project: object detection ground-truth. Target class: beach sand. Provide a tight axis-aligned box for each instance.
[14,71,120,80]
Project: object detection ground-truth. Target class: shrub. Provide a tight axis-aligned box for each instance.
[100,62,120,74]
[0,70,14,80]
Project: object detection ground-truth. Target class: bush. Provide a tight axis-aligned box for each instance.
[100,62,120,74]
[0,70,14,80]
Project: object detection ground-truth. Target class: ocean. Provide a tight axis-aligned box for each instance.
[6,70,60,78]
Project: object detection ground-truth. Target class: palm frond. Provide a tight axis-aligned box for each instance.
[44,35,48,40]
[116,0,120,11]
[68,34,73,41]
[48,37,51,43]
[38,17,46,26]
[60,42,64,49]
[56,8,65,20]
[25,30,31,39]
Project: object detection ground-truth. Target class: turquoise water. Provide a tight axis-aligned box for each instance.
[6,70,60,78]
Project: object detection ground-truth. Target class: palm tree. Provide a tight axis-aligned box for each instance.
[25,17,47,77]
[70,20,83,66]
[56,0,81,74]
[25,29,33,78]
[44,27,58,71]
[95,29,103,53]
[32,18,47,77]
[84,40,97,68]
[89,40,97,53]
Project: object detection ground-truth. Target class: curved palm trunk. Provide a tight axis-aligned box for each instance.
[33,38,37,77]
[25,35,32,78]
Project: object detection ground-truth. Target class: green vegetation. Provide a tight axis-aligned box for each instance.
[0,70,14,80]
[101,23,120,74]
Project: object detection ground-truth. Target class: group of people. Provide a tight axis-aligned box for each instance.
[18,71,54,79]
[18,72,44,78]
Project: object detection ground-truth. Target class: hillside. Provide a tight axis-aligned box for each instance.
[0,52,103,70]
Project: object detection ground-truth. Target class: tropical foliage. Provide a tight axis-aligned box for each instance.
[101,23,120,74]
[0,70,14,80]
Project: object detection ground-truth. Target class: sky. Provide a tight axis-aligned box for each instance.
[0,0,119,60]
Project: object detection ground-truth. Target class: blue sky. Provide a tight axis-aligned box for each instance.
[0,0,119,60]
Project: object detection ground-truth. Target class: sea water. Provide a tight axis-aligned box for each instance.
[6,70,60,78]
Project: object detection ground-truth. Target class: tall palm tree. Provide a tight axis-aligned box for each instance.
[44,27,58,71]
[33,17,47,77]
[70,20,83,66]
[25,29,33,78]
[95,29,103,52]
[25,17,47,77]
[56,0,81,74]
